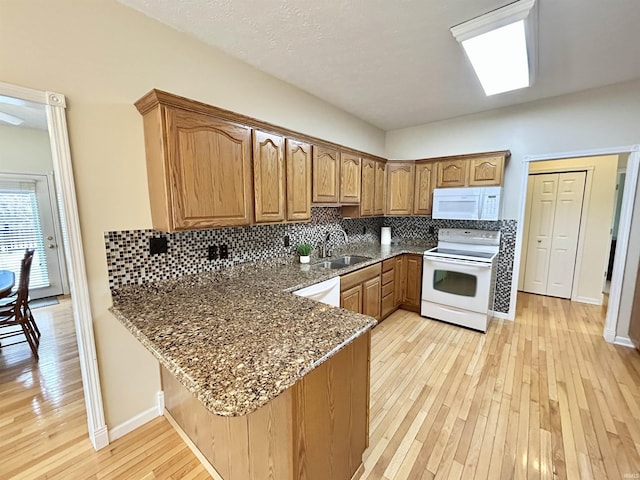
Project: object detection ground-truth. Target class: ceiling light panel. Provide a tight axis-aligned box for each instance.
[451,0,537,96]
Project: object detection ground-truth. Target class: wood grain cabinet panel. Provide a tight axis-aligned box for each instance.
[165,108,253,230]
[340,153,361,204]
[285,139,312,222]
[374,160,386,216]
[436,159,469,188]
[253,130,285,223]
[360,158,375,216]
[469,155,505,186]
[394,256,405,307]
[362,276,381,320]
[136,91,254,231]
[312,146,340,204]
[402,254,423,312]
[414,162,434,215]
[341,285,363,315]
[386,162,414,216]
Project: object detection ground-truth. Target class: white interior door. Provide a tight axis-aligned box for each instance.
[524,174,559,294]
[523,171,586,298]
[0,173,65,299]
[546,172,586,298]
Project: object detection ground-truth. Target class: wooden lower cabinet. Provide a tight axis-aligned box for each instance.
[340,263,382,321]
[380,258,398,320]
[401,254,423,312]
[161,331,370,480]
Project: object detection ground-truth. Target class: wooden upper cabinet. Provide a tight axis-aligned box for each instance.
[360,158,375,216]
[469,155,505,186]
[285,139,312,222]
[436,159,469,188]
[312,146,340,204]
[253,130,285,223]
[374,161,386,216]
[413,162,434,215]
[340,153,361,204]
[386,162,414,216]
[141,103,253,231]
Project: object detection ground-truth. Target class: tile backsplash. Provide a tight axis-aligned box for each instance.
[105,209,517,314]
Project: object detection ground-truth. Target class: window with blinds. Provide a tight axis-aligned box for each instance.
[0,178,49,289]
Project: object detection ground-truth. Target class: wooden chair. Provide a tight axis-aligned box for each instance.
[0,251,39,359]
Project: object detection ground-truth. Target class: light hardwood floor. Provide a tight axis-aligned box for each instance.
[0,299,210,480]
[3,293,640,479]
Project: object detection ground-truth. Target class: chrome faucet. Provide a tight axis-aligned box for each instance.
[319,231,332,258]
[337,228,349,245]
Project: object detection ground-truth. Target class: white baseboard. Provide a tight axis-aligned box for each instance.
[614,335,636,349]
[91,425,109,450]
[572,295,603,306]
[604,328,616,343]
[108,391,164,442]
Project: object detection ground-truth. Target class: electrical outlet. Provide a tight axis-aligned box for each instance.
[149,236,168,255]
[208,245,218,261]
[284,235,290,247]
[220,244,229,260]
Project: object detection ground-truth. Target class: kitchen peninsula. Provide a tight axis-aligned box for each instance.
[110,244,428,480]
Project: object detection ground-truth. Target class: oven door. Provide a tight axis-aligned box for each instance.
[422,256,493,313]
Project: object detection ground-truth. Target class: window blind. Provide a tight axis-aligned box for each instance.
[0,178,50,290]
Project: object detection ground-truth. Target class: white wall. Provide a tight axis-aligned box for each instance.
[0,124,53,174]
[519,156,618,304]
[386,80,640,220]
[0,0,385,429]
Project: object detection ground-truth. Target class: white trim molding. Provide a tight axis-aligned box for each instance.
[108,391,164,442]
[614,336,635,349]
[0,81,108,451]
[513,144,640,345]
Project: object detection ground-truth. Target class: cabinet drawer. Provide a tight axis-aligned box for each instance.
[341,263,382,291]
[381,293,395,318]
[381,281,394,298]
[382,270,394,285]
[382,258,395,272]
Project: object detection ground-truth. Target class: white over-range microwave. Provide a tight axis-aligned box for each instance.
[432,186,502,221]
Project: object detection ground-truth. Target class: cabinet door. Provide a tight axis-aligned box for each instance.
[312,146,340,204]
[285,139,312,221]
[436,159,469,188]
[253,130,285,223]
[394,256,405,307]
[340,153,361,204]
[403,254,423,310]
[469,155,505,186]
[341,284,363,314]
[360,158,375,216]
[374,161,386,216]
[414,162,434,215]
[166,108,253,230]
[386,163,414,216]
[362,276,381,320]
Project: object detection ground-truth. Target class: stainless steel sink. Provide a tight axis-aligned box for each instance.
[312,255,371,270]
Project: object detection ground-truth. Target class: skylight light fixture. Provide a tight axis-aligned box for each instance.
[451,0,537,96]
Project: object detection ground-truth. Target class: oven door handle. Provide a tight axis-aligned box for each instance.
[423,257,493,268]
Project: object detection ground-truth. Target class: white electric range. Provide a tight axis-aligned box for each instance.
[421,228,500,332]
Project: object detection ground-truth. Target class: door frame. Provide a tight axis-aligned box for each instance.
[511,144,640,345]
[0,81,108,449]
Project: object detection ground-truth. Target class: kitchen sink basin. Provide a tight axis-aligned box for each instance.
[312,255,371,270]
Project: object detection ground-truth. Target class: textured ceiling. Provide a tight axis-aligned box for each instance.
[118,0,640,130]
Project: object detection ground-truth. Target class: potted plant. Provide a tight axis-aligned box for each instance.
[296,243,312,264]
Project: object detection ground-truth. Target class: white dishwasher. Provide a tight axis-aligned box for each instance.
[293,277,341,307]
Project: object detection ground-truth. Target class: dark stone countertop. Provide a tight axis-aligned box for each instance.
[110,241,433,417]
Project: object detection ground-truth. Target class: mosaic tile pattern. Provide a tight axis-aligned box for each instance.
[105,209,517,314]
[105,207,381,289]
[383,217,517,314]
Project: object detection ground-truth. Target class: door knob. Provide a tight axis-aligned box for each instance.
[47,236,54,240]
[48,244,56,249]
